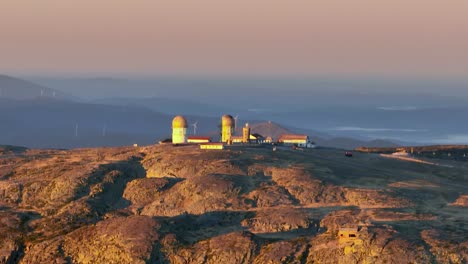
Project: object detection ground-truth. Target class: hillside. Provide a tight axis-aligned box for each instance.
[93,97,237,118]
[0,75,70,100]
[0,98,220,149]
[0,145,466,263]
[0,97,401,149]
[238,122,292,139]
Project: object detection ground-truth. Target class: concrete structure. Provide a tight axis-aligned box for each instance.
[172,115,188,144]
[187,136,211,144]
[232,133,266,144]
[250,133,266,144]
[242,123,251,143]
[338,227,360,243]
[231,136,243,143]
[200,143,224,150]
[278,134,314,148]
[221,115,235,143]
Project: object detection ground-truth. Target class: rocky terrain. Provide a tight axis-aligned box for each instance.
[0,144,467,263]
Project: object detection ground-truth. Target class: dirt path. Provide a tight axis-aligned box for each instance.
[380,154,454,168]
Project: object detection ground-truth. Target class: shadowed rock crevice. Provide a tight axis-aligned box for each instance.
[155,211,253,245]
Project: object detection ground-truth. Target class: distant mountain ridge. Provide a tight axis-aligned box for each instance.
[0,74,415,149]
[0,74,71,100]
[0,97,218,149]
[93,97,237,117]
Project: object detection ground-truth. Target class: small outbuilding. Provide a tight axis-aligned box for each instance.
[338,227,360,243]
[231,136,244,143]
[250,133,266,144]
[278,134,314,148]
[187,136,211,144]
[200,143,224,150]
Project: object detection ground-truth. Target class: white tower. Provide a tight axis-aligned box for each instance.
[172,115,188,144]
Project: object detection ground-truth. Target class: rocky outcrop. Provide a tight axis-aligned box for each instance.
[421,229,468,264]
[450,194,468,207]
[254,240,309,264]
[241,208,317,233]
[142,147,245,178]
[123,178,172,212]
[246,183,296,208]
[63,216,160,264]
[0,144,465,263]
[0,211,24,264]
[164,231,258,264]
[269,167,410,208]
[141,174,250,216]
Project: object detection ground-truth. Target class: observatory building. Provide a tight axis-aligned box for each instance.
[172,115,188,144]
[221,115,235,143]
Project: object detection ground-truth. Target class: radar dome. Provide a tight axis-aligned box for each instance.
[172,115,188,128]
[221,115,234,126]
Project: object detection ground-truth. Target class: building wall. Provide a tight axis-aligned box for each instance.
[200,144,224,150]
[282,139,308,145]
[338,229,359,243]
[172,127,187,144]
[242,127,251,143]
[222,125,233,143]
[232,138,243,143]
[188,139,210,143]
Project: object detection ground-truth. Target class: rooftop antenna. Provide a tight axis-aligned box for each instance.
[191,121,198,135]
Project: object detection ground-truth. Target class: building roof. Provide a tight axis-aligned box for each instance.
[172,115,188,128]
[251,133,265,139]
[221,115,235,126]
[188,136,211,140]
[278,134,308,141]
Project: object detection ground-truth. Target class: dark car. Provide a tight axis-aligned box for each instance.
[345,151,353,157]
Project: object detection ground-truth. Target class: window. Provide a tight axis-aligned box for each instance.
[349,234,356,238]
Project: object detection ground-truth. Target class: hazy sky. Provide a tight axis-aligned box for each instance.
[1,0,467,78]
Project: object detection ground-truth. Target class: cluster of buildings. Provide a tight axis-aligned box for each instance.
[167,114,315,149]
